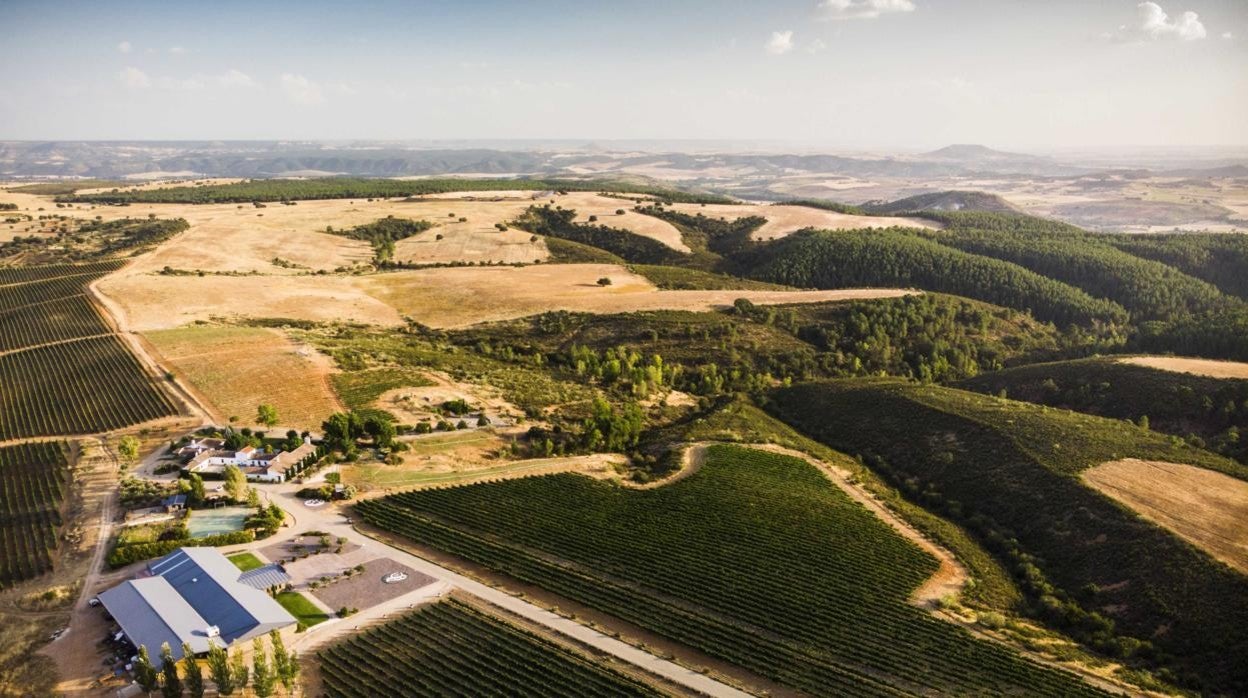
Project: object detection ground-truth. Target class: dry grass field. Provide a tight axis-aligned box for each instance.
[145,324,344,429]
[394,226,549,264]
[1083,459,1248,574]
[358,263,918,328]
[1118,356,1248,380]
[100,262,915,330]
[98,272,405,329]
[664,202,939,240]
[559,192,690,251]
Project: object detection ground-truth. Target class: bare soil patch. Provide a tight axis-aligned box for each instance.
[145,324,345,429]
[1083,459,1248,574]
[1119,355,1248,380]
[375,369,523,427]
[310,558,437,612]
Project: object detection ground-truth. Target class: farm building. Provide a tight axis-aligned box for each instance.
[97,547,296,660]
[185,440,316,483]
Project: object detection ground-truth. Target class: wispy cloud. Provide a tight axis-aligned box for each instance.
[118,66,150,89]
[816,0,915,21]
[806,38,828,54]
[765,30,795,55]
[1222,31,1235,41]
[1106,2,1207,42]
[280,73,325,105]
[117,40,132,54]
[169,46,187,55]
[216,69,258,88]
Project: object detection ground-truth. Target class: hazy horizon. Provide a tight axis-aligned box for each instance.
[2,0,1246,149]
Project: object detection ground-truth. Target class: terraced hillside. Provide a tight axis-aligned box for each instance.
[767,379,1248,693]
[318,598,669,698]
[357,444,1109,696]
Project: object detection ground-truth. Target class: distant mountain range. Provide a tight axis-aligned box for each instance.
[0,141,1242,181]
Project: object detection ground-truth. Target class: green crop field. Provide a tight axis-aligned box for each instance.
[318,598,667,698]
[767,378,1248,693]
[0,442,71,588]
[357,444,1107,696]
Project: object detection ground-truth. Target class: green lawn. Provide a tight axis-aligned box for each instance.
[275,591,330,630]
[227,552,265,572]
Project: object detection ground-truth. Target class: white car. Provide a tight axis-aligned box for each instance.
[383,572,408,584]
[303,499,325,508]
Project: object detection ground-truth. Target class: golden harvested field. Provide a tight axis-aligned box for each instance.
[664,202,939,240]
[98,273,405,330]
[145,324,344,429]
[1083,459,1248,574]
[101,261,915,331]
[1118,356,1248,380]
[394,226,548,264]
[559,192,690,252]
[358,263,918,328]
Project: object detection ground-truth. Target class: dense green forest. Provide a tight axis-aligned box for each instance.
[635,205,763,261]
[57,178,734,205]
[740,228,1129,328]
[919,227,1238,322]
[766,379,1248,694]
[1106,232,1248,300]
[958,357,1248,464]
[736,294,1070,382]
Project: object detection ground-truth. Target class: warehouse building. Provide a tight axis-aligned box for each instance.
[98,547,295,659]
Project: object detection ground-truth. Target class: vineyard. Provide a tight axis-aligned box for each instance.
[0,442,71,587]
[0,295,112,353]
[356,445,1108,696]
[0,335,178,440]
[0,261,180,440]
[318,598,666,698]
[0,260,125,285]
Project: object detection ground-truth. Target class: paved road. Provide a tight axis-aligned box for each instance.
[253,485,752,698]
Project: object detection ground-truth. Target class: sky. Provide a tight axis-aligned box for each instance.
[1,0,1246,150]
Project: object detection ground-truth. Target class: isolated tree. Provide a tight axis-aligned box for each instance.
[185,473,206,506]
[229,648,249,693]
[597,277,612,287]
[268,630,301,692]
[222,464,248,503]
[251,638,276,698]
[1138,415,1150,430]
[180,643,204,698]
[257,404,279,428]
[159,643,182,698]
[206,644,233,695]
[118,435,141,464]
[134,645,160,695]
[364,415,396,448]
[530,234,539,243]
[588,215,598,222]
